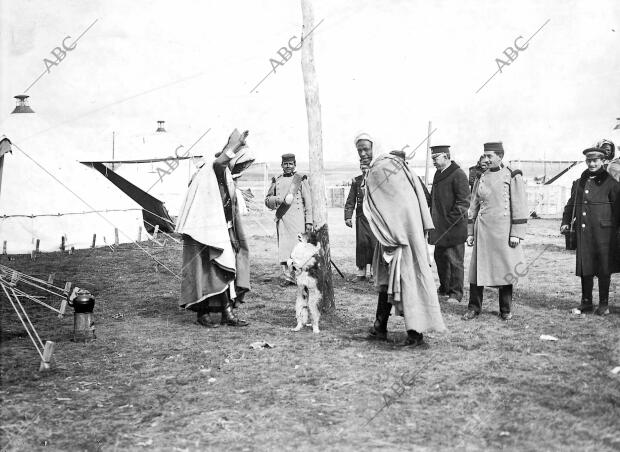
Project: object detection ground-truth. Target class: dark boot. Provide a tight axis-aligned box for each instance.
[401,330,425,348]
[596,276,611,316]
[595,300,610,316]
[579,276,594,313]
[368,292,391,340]
[221,299,249,326]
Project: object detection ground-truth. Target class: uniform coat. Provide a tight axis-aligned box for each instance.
[344,174,377,267]
[265,173,313,263]
[429,161,470,247]
[468,165,528,286]
[562,169,620,276]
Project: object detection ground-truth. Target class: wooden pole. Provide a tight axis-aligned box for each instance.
[301,0,334,313]
[424,120,432,185]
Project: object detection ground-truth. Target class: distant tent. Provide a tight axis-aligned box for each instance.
[0,95,146,254]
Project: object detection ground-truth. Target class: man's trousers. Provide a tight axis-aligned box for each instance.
[434,244,465,301]
[468,284,512,314]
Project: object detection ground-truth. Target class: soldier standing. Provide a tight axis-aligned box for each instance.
[463,142,528,321]
[344,161,376,281]
[265,153,313,285]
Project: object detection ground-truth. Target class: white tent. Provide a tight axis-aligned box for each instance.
[109,126,195,217]
[0,96,146,254]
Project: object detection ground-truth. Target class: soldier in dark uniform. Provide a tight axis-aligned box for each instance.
[429,145,470,303]
[561,147,620,316]
[344,161,376,281]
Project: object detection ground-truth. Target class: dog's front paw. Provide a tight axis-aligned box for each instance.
[312,327,320,334]
[291,324,302,332]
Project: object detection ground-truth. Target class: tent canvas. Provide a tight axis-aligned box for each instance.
[0,108,147,254]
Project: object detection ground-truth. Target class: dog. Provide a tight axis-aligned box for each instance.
[286,231,322,333]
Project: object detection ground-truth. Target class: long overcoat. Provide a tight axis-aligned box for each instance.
[265,173,312,263]
[468,165,529,286]
[561,169,620,276]
[429,162,470,247]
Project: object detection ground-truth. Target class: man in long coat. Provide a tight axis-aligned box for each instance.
[265,153,313,285]
[429,145,470,303]
[463,142,528,321]
[344,161,376,281]
[561,147,620,315]
[364,153,447,347]
[176,129,253,327]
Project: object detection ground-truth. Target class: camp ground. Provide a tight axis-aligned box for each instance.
[1,1,619,451]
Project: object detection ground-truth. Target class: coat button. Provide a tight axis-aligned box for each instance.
[584,201,588,204]
[585,190,589,194]
[582,224,586,227]
[583,212,586,216]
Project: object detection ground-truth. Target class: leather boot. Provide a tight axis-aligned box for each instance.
[401,330,425,347]
[595,299,610,316]
[368,292,391,340]
[579,276,594,313]
[578,298,594,313]
[221,299,249,326]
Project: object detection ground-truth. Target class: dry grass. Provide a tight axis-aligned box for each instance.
[1,210,619,451]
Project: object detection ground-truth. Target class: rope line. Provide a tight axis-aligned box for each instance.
[12,142,182,280]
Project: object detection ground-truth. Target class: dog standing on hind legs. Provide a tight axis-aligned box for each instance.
[287,231,322,333]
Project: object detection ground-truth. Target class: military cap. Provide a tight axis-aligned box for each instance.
[583,147,606,158]
[483,142,504,153]
[430,145,450,156]
[281,153,296,163]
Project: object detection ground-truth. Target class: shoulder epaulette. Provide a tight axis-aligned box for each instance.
[509,168,523,178]
[271,176,277,183]
[301,174,308,181]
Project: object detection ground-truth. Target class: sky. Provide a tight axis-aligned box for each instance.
[1,0,619,168]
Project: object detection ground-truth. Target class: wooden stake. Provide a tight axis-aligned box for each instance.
[301,0,334,313]
[74,313,96,342]
[35,239,40,254]
[60,235,66,252]
[138,226,142,242]
[91,234,96,248]
[64,282,72,296]
[114,228,119,246]
[2,241,6,255]
[47,273,55,284]
[58,299,67,318]
[153,224,159,239]
[39,341,55,372]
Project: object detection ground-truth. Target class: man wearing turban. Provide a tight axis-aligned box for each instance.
[364,152,447,347]
[176,129,253,327]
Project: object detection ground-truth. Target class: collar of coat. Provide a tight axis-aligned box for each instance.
[433,161,460,184]
[579,167,609,186]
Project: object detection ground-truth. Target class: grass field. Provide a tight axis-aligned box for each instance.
[1,209,619,451]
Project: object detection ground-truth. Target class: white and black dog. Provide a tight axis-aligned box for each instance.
[287,231,322,333]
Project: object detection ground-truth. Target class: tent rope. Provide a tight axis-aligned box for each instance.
[11,142,182,280]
